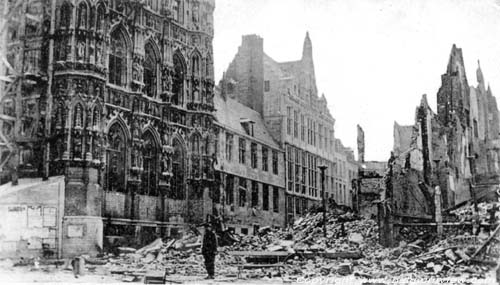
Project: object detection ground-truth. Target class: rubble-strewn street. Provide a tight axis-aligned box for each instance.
[2,202,498,284]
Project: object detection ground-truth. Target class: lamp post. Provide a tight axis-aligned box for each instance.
[319,165,328,237]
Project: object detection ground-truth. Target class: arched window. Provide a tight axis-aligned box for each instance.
[172,53,185,105]
[141,132,158,195]
[171,138,185,199]
[144,44,157,97]
[107,123,127,192]
[109,29,127,86]
[60,2,72,29]
[173,0,183,23]
[96,5,105,32]
[76,2,88,29]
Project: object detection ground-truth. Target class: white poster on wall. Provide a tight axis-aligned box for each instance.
[28,206,43,228]
[43,207,57,227]
[67,225,84,238]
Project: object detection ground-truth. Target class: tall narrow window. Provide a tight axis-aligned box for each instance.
[144,44,157,97]
[287,107,292,135]
[272,150,278,175]
[172,53,185,105]
[273,187,279,213]
[239,178,247,207]
[173,0,183,23]
[294,110,299,138]
[225,133,233,161]
[226,175,234,205]
[191,134,201,177]
[107,123,127,192]
[301,115,305,141]
[239,138,246,164]
[319,124,323,149]
[287,146,293,191]
[251,143,257,169]
[262,184,269,211]
[76,2,88,29]
[171,139,185,199]
[60,2,72,29]
[96,5,105,32]
[262,147,268,172]
[142,132,158,196]
[109,29,127,86]
[251,181,258,207]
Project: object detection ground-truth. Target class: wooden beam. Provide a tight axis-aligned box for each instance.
[469,224,500,261]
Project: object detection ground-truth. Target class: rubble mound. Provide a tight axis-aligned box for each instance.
[81,205,498,281]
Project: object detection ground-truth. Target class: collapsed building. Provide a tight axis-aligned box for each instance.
[353,125,387,218]
[383,45,500,246]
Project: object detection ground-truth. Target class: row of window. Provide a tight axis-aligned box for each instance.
[224,175,280,213]
[285,145,354,203]
[224,133,279,174]
[286,106,334,151]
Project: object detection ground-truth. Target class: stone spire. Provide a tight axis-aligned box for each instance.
[302,31,313,61]
[476,60,485,89]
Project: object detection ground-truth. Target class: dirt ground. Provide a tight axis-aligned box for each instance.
[0,263,497,285]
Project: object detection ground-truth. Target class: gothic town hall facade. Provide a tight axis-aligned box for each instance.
[0,0,217,255]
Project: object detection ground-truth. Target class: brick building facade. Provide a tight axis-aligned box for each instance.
[0,0,217,256]
[221,33,355,224]
[213,90,286,234]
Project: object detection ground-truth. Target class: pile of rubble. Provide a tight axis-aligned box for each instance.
[72,205,498,281]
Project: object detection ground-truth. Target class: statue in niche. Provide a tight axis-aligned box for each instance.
[95,85,101,98]
[132,61,140,81]
[131,146,137,167]
[161,152,171,174]
[132,121,140,138]
[96,42,103,66]
[73,134,83,159]
[77,41,85,61]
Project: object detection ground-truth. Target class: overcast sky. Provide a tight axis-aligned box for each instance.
[212,0,500,161]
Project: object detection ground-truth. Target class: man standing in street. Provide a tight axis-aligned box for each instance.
[202,223,218,279]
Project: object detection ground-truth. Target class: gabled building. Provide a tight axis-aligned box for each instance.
[221,33,340,224]
[213,89,286,234]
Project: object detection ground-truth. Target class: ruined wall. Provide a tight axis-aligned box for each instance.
[392,167,432,218]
